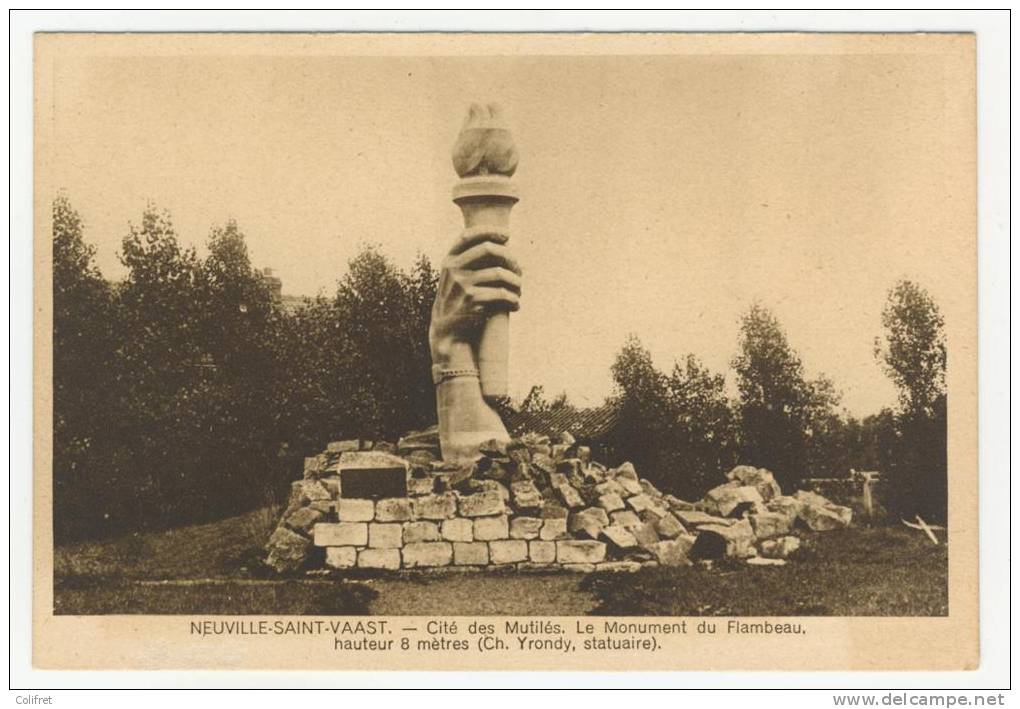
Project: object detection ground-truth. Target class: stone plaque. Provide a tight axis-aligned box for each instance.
[339,467,407,500]
[337,451,409,499]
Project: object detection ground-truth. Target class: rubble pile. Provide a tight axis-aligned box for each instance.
[265,427,853,574]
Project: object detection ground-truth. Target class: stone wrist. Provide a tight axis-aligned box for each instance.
[430,337,475,371]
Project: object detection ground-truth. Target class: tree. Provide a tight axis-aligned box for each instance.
[200,220,277,369]
[610,337,738,499]
[195,221,291,508]
[874,280,947,521]
[52,197,120,540]
[732,304,839,490]
[665,354,740,496]
[270,294,350,455]
[334,247,437,439]
[53,196,117,467]
[118,206,204,390]
[519,385,572,413]
[875,280,946,418]
[111,207,211,530]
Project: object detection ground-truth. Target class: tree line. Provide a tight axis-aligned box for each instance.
[608,287,946,520]
[52,197,947,542]
[53,197,436,541]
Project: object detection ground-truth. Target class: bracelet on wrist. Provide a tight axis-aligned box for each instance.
[431,365,480,385]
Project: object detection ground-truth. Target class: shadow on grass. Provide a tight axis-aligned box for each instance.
[54,575,378,615]
[580,526,948,617]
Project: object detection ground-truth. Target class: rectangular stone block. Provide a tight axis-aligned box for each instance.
[309,500,334,515]
[528,540,556,564]
[369,522,403,549]
[531,453,555,475]
[652,537,695,567]
[303,456,321,478]
[610,510,642,528]
[453,541,489,565]
[702,517,756,558]
[413,493,458,520]
[749,511,792,540]
[403,521,441,543]
[654,512,688,539]
[336,499,375,522]
[626,493,656,514]
[509,517,543,540]
[286,506,323,534]
[338,450,408,471]
[441,518,474,542]
[707,484,764,517]
[407,476,435,496]
[674,509,735,528]
[375,497,414,522]
[325,546,357,568]
[618,477,644,496]
[561,563,596,573]
[554,483,585,509]
[402,541,453,568]
[569,507,608,539]
[631,521,661,548]
[358,548,401,570]
[457,490,506,517]
[597,493,626,513]
[489,539,528,564]
[601,524,639,551]
[595,561,642,573]
[595,479,627,498]
[613,462,638,480]
[510,480,543,512]
[539,503,569,519]
[645,502,670,519]
[314,522,368,547]
[539,517,568,540]
[298,479,331,502]
[327,440,360,454]
[473,515,509,541]
[556,540,607,564]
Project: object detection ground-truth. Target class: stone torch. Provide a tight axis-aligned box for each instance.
[450,103,520,402]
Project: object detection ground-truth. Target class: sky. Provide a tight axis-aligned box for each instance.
[40,36,974,416]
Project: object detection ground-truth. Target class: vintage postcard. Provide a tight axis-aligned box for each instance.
[33,32,977,671]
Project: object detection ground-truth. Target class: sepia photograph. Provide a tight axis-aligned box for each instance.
[26,26,987,673]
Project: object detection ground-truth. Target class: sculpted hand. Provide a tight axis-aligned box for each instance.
[429,226,522,369]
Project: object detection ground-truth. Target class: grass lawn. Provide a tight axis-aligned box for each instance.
[583,527,948,616]
[54,577,378,615]
[54,509,946,616]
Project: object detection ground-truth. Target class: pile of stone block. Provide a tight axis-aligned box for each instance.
[264,428,852,574]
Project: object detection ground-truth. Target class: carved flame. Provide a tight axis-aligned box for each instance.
[451,103,519,178]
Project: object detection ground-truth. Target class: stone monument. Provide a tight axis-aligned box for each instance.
[262,104,853,575]
[431,103,522,461]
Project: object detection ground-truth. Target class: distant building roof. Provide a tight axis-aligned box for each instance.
[500,403,620,441]
[280,293,310,312]
[259,268,283,303]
